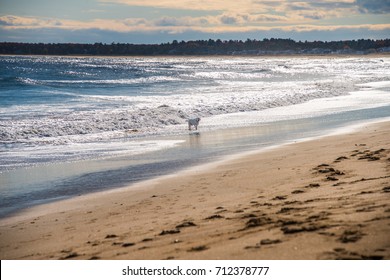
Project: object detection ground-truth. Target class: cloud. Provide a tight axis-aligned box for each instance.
[1,24,389,44]
[1,1,389,43]
[287,2,312,11]
[154,16,211,27]
[220,14,240,25]
[284,0,390,16]
[4,1,386,34]
[355,0,390,14]
[100,0,269,13]
[2,13,390,35]
[0,15,63,27]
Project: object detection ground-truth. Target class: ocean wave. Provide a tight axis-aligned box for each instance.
[1,56,389,169]
[0,77,39,87]
[0,79,359,144]
[31,76,182,87]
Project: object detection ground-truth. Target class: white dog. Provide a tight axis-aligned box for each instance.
[187,117,201,131]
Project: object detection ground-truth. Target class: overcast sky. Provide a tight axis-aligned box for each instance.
[0,0,389,43]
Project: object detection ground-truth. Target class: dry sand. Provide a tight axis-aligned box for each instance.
[0,121,389,260]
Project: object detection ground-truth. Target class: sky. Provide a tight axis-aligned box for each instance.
[0,0,389,44]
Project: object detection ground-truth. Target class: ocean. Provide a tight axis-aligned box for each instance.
[0,55,389,218]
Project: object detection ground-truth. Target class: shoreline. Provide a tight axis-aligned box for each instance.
[2,103,390,220]
[0,119,389,259]
[2,116,389,225]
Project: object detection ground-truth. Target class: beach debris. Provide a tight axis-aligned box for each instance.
[105,234,118,239]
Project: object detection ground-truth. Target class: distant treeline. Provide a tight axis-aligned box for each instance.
[1,38,389,56]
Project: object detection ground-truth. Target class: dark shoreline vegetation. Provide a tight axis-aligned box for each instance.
[1,38,389,56]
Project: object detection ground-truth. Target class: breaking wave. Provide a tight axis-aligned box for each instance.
[1,55,389,170]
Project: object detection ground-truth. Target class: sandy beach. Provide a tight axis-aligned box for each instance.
[0,121,389,260]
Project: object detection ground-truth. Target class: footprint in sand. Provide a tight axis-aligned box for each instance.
[159,229,180,235]
[86,240,100,247]
[382,186,390,193]
[242,216,272,230]
[305,183,320,188]
[281,224,328,234]
[320,248,384,260]
[334,156,348,163]
[240,213,257,219]
[292,189,305,194]
[60,251,79,260]
[121,242,136,248]
[176,221,197,228]
[272,195,287,200]
[338,229,364,243]
[141,238,154,242]
[244,239,282,250]
[105,234,118,239]
[259,239,282,245]
[188,245,209,252]
[205,214,224,220]
[326,176,339,181]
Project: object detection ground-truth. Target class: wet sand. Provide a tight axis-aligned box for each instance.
[0,121,389,260]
